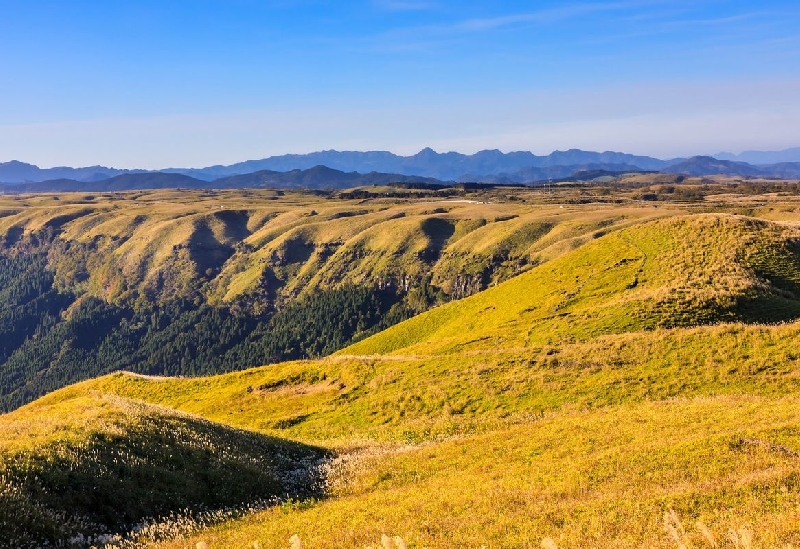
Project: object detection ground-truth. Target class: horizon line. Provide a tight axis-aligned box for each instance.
[3,146,800,172]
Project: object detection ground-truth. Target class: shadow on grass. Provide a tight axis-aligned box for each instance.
[1,406,331,547]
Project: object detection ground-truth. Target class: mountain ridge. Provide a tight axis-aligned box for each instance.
[663,156,800,177]
[662,155,767,177]
[0,166,449,193]
[211,165,447,189]
[3,148,800,191]
[166,147,675,181]
[0,148,677,184]
[715,147,800,164]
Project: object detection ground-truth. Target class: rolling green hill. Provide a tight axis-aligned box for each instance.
[345,214,800,357]
[5,187,800,547]
[0,188,679,410]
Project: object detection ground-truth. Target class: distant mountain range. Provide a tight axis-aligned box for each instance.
[471,162,655,184]
[664,156,800,178]
[0,166,447,193]
[714,147,800,165]
[0,173,206,193]
[664,156,767,177]
[0,160,140,184]
[165,148,672,181]
[1,148,800,192]
[211,165,444,189]
[0,148,671,184]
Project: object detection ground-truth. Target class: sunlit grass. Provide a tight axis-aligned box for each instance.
[159,394,800,548]
[6,191,800,546]
[85,319,800,447]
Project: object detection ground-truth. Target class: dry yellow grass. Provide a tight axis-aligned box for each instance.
[5,188,800,547]
[150,394,800,548]
[0,189,684,306]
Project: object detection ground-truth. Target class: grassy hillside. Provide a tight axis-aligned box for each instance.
[0,188,684,410]
[5,187,800,547]
[345,214,800,356]
[89,319,800,443]
[0,387,328,547]
[7,322,800,546]
[154,393,800,548]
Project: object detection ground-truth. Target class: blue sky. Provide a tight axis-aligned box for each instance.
[1,0,799,168]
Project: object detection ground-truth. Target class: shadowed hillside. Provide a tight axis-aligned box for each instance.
[0,389,328,547]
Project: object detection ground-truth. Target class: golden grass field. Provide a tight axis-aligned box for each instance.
[3,178,800,548]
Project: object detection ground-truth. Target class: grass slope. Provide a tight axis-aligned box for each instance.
[91,320,800,443]
[19,321,800,547]
[344,214,800,356]
[0,190,678,305]
[6,209,800,547]
[160,394,800,548]
[0,388,328,547]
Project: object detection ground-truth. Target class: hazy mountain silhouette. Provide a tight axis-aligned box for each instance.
[168,148,672,181]
[465,162,652,183]
[0,167,447,192]
[715,148,800,165]
[0,173,206,192]
[212,165,445,189]
[3,147,800,189]
[663,156,770,177]
[0,160,134,184]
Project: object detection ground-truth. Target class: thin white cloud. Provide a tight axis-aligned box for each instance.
[359,1,646,53]
[360,1,798,54]
[611,6,800,41]
[452,2,630,32]
[375,0,436,11]
[657,10,781,30]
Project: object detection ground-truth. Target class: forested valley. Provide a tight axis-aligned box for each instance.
[0,229,426,410]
